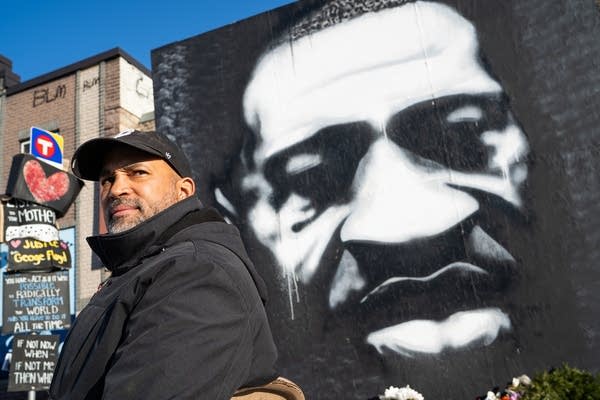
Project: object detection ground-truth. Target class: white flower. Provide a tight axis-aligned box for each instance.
[485,391,498,400]
[512,377,520,388]
[381,385,424,400]
[517,374,531,386]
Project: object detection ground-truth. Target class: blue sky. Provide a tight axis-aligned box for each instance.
[1,0,293,83]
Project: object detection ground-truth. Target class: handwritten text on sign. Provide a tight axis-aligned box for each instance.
[8,238,72,271]
[2,198,59,242]
[2,271,71,334]
[8,334,60,392]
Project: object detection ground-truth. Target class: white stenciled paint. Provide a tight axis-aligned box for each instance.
[468,225,516,263]
[482,124,529,183]
[341,138,480,242]
[329,250,367,309]
[366,308,511,356]
[446,105,484,122]
[285,153,323,175]
[214,188,237,217]
[360,261,487,303]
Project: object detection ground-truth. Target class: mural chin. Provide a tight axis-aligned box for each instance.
[366,308,512,356]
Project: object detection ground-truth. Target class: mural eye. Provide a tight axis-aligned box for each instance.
[285,154,323,175]
[386,95,510,172]
[263,122,375,211]
[446,105,483,122]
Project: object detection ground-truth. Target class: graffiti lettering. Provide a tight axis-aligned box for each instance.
[83,77,99,91]
[32,84,67,107]
[136,76,150,98]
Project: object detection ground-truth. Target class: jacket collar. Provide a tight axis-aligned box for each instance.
[87,196,205,273]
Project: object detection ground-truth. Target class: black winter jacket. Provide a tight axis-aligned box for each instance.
[49,197,278,399]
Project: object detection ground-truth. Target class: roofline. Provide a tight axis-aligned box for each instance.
[6,47,151,95]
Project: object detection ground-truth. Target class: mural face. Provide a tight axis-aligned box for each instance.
[236,1,529,356]
[153,0,599,397]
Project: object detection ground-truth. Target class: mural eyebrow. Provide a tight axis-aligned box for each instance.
[262,121,375,210]
[264,120,375,174]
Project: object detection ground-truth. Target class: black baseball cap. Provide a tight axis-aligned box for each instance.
[71,129,193,181]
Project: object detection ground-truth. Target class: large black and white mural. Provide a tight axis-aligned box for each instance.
[152,0,600,398]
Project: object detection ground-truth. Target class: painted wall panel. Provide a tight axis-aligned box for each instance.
[152,1,600,398]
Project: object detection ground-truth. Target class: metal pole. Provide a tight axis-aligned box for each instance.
[28,390,36,400]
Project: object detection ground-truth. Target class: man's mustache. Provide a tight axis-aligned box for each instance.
[106,198,143,215]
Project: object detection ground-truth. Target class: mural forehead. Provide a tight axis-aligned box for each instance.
[152,0,600,398]
[244,1,502,159]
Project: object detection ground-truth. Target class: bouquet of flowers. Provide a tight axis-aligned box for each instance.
[478,364,600,400]
[373,364,600,399]
[477,375,531,400]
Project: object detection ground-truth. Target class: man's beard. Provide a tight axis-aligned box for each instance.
[106,192,179,234]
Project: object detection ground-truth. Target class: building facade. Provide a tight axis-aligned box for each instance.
[0,48,154,312]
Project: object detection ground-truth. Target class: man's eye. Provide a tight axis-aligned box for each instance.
[100,176,114,185]
[131,170,148,176]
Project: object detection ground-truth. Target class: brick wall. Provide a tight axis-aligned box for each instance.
[74,65,103,308]
[103,58,121,136]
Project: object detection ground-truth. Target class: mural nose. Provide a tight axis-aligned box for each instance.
[341,138,479,243]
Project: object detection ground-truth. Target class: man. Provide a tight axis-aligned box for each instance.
[49,130,278,399]
[220,0,530,357]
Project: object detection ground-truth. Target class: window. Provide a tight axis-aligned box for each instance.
[20,139,30,154]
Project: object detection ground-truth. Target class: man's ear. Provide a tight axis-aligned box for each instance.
[178,177,196,199]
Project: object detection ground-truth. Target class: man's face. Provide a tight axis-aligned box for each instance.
[239,1,529,355]
[100,147,184,233]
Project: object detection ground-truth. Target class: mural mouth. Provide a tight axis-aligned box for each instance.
[360,261,490,303]
[352,255,517,326]
[344,223,517,291]
[333,223,518,327]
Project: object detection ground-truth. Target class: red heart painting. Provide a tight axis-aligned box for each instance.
[23,159,70,203]
[9,239,21,248]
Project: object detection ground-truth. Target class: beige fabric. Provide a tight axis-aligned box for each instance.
[232,377,305,400]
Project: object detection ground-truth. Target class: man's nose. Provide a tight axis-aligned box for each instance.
[340,137,479,244]
[107,173,132,197]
